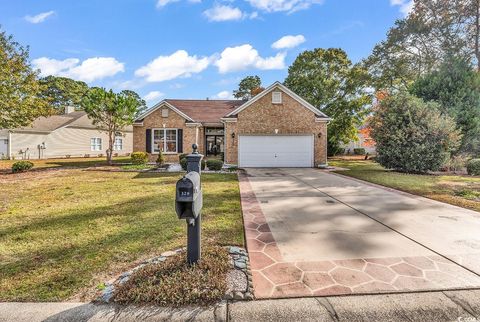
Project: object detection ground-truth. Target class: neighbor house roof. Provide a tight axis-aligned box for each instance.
[11,111,133,133]
[13,111,87,132]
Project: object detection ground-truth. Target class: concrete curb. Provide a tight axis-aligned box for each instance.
[2,290,480,322]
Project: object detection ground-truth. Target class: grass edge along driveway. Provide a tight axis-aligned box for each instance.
[0,170,243,301]
[329,159,480,212]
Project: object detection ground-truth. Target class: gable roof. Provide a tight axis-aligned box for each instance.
[226,81,330,119]
[13,111,87,132]
[11,111,133,133]
[135,99,243,123]
[134,81,330,124]
[165,99,242,123]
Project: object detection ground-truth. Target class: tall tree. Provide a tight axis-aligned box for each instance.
[410,57,480,154]
[364,0,480,89]
[0,28,50,129]
[284,48,372,153]
[233,75,262,100]
[120,89,147,117]
[81,88,140,165]
[39,76,89,113]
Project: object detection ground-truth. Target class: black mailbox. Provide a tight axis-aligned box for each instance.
[175,171,203,220]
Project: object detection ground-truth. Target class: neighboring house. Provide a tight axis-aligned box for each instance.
[0,107,133,160]
[341,126,376,154]
[133,82,330,168]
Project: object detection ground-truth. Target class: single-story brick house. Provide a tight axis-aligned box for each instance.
[133,82,330,167]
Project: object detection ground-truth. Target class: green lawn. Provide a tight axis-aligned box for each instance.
[0,170,243,301]
[329,159,480,212]
[0,156,131,172]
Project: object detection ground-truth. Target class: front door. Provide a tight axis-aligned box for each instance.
[205,127,225,156]
[206,135,224,156]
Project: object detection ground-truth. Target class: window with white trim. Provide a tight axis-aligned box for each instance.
[272,91,282,104]
[153,129,177,153]
[114,137,123,151]
[90,138,102,151]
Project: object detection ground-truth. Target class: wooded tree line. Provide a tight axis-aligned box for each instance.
[234,0,479,170]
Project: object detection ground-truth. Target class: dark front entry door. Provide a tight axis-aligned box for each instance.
[206,135,224,156]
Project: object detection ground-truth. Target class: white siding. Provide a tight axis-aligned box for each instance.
[10,127,133,159]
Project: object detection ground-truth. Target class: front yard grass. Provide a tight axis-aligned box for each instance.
[0,169,243,301]
[329,159,480,212]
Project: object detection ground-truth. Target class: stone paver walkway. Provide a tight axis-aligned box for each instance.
[239,170,480,299]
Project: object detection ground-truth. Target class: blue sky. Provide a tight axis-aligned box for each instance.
[0,0,411,105]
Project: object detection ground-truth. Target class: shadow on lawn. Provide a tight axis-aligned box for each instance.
[0,186,243,300]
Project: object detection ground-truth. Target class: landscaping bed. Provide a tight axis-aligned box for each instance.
[103,245,253,307]
[329,159,480,212]
[0,169,243,301]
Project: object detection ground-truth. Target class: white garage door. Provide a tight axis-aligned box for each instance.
[238,135,313,168]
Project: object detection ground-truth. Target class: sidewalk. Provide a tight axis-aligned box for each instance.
[1,290,480,322]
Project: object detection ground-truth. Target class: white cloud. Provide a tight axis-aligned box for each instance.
[246,0,323,13]
[143,91,165,102]
[213,90,233,99]
[203,5,259,22]
[25,11,55,24]
[272,34,305,49]
[215,44,286,73]
[32,57,125,82]
[135,50,210,82]
[203,5,243,21]
[156,0,180,8]
[390,0,413,16]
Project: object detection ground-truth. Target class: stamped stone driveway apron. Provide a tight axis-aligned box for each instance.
[239,168,480,299]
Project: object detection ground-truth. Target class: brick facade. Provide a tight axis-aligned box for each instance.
[133,106,204,162]
[224,87,327,166]
[133,84,328,166]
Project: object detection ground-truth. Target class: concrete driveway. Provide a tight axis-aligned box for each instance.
[239,168,480,299]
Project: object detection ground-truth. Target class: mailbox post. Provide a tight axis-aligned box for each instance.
[175,144,203,265]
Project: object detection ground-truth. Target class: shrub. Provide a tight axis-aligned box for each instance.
[180,158,206,171]
[370,92,461,173]
[156,150,165,165]
[178,153,188,162]
[131,152,148,165]
[206,159,223,171]
[443,155,469,172]
[467,159,480,176]
[353,148,366,155]
[12,161,33,173]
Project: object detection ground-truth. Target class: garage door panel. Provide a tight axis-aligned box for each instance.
[239,135,313,168]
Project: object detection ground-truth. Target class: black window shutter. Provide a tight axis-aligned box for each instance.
[146,129,152,153]
[177,129,183,153]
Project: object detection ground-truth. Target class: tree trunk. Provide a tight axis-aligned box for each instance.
[107,129,114,166]
[476,0,480,71]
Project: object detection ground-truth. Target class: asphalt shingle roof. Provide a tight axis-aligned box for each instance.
[165,99,244,123]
